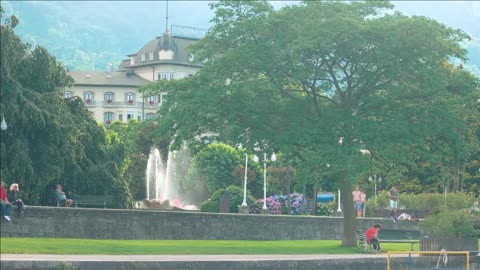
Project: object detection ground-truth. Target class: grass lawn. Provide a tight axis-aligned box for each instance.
[0,238,419,255]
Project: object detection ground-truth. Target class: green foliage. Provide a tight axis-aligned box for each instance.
[225,185,255,213]
[366,191,475,215]
[0,12,134,205]
[316,202,336,217]
[192,143,242,193]
[111,177,135,209]
[200,188,224,213]
[201,185,255,213]
[142,0,479,245]
[420,209,480,238]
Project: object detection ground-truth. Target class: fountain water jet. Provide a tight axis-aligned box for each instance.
[145,147,197,210]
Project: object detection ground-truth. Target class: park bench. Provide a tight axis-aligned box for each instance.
[356,229,420,251]
[72,195,113,209]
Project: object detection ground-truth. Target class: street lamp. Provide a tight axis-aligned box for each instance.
[0,114,7,131]
[241,153,248,207]
[368,174,382,206]
[254,152,276,211]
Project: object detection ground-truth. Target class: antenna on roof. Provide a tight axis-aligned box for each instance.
[165,0,169,34]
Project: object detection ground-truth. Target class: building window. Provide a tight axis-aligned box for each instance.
[130,57,135,65]
[126,92,135,104]
[141,53,146,62]
[119,113,123,122]
[157,72,174,81]
[147,96,155,105]
[145,113,156,120]
[104,112,114,125]
[105,92,113,104]
[64,91,73,98]
[149,52,154,60]
[127,112,134,120]
[159,92,168,105]
[84,91,93,103]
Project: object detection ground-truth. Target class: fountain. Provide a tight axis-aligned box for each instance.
[144,147,198,210]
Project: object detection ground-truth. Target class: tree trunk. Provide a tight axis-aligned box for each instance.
[454,161,460,192]
[338,177,355,246]
[312,184,318,215]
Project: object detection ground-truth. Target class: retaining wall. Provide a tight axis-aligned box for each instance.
[0,206,419,240]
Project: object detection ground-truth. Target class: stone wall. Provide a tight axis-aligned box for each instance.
[0,257,394,270]
[0,206,419,240]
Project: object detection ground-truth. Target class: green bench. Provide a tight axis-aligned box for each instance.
[380,229,420,250]
[356,229,420,251]
[72,195,113,209]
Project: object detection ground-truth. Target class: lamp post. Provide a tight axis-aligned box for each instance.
[236,143,249,214]
[241,153,248,207]
[368,174,382,206]
[253,152,276,212]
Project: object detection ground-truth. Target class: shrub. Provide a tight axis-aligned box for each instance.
[200,185,255,213]
[420,209,480,238]
[250,194,307,215]
[200,188,224,212]
[366,191,475,216]
[316,202,336,216]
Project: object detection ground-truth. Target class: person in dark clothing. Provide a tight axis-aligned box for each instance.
[8,183,25,217]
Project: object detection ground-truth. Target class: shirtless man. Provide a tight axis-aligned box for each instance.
[352,185,362,217]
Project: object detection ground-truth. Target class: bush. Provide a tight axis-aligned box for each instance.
[200,189,224,212]
[250,194,307,215]
[200,185,255,213]
[316,202,336,216]
[366,191,475,216]
[420,209,480,238]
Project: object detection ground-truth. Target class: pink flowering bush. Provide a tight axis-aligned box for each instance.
[250,194,305,215]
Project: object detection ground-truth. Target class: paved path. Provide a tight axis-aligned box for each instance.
[1,253,385,261]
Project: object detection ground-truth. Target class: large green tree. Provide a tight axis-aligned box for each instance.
[0,10,132,207]
[142,0,478,245]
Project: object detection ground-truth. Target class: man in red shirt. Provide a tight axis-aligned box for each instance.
[0,181,13,222]
[365,224,382,252]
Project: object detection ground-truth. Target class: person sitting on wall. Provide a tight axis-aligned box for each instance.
[0,181,13,222]
[55,184,73,207]
[8,183,25,217]
[365,224,382,252]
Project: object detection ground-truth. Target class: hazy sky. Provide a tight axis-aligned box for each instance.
[3,1,479,73]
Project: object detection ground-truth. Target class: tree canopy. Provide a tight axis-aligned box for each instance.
[0,9,133,207]
[141,0,479,245]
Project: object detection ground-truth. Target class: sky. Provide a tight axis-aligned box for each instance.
[2,1,479,74]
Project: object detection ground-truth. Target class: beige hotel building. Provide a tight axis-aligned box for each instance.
[67,25,205,124]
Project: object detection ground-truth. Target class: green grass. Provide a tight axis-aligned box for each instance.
[0,238,419,255]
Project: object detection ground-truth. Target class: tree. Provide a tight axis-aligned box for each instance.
[0,9,132,206]
[192,143,242,193]
[142,0,477,245]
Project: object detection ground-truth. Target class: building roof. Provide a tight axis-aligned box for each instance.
[118,59,131,71]
[125,35,201,69]
[69,71,150,87]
